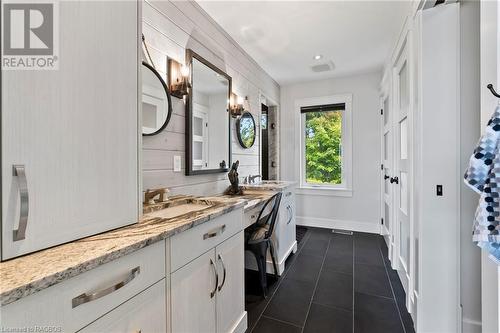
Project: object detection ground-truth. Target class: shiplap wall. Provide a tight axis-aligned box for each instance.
[142,0,280,196]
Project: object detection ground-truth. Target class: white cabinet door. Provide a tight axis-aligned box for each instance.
[79,280,166,333]
[216,232,246,333]
[171,249,217,333]
[1,0,139,259]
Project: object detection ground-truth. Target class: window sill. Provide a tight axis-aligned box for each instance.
[296,186,353,197]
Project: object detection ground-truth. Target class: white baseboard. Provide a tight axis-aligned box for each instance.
[462,317,481,333]
[296,216,381,234]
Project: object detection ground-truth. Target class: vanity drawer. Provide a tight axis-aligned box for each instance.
[79,279,166,333]
[1,240,165,332]
[244,206,261,229]
[170,209,242,272]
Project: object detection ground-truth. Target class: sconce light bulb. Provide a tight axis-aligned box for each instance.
[180,65,189,77]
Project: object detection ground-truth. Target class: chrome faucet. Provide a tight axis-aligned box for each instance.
[247,174,262,184]
[144,188,169,205]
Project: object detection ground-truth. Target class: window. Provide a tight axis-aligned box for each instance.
[297,94,352,195]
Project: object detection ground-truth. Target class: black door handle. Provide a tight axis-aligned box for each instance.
[384,175,390,180]
[390,177,399,184]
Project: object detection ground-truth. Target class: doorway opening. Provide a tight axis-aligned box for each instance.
[260,96,279,180]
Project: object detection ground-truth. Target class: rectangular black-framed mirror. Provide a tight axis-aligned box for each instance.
[185,49,232,175]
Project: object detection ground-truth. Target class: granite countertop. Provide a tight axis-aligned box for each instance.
[218,191,274,211]
[240,180,296,192]
[0,195,246,306]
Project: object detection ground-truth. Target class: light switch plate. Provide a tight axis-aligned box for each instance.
[174,155,181,172]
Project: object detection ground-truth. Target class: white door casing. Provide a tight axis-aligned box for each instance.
[380,81,394,260]
[393,35,412,296]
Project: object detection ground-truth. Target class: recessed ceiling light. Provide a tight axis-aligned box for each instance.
[313,54,323,60]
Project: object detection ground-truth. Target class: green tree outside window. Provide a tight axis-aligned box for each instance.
[304,110,342,185]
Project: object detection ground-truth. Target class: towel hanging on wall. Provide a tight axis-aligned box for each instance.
[464,105,500,261]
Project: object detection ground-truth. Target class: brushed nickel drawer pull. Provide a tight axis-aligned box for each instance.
[13,165,29,241]
[286,205,293,225]
[203,224,226,240]
[72,266,140,308]
[210,259,218,298]
[217,254,227,292]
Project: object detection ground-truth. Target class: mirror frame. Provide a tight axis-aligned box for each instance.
[142,61,173,136]
[236,111,256,149]
[185,49,232,175]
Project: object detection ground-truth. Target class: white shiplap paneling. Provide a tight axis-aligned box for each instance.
[142,0,279,195]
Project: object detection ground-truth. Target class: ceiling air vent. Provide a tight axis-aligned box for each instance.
[310,61,335,73]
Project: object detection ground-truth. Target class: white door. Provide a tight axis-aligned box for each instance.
[171,249,217,333]
[79,280,166,333]
[394,40,411,293]
[380,91,394,259]
[216,232,246,333]
[1,0,139,260]
[480,0,500,331]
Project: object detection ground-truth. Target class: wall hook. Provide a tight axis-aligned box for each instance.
[487,84,500,98]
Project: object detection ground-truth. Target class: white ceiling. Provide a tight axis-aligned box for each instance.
[197,0,412,85]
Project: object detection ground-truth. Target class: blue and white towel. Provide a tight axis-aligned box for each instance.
[464,105,500,260]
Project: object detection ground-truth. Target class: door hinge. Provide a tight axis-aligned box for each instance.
[381,164,384,170]
[380,109,383,115]
[381,218,384,225]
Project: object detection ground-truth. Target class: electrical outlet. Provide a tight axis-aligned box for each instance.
[174,155,181,172]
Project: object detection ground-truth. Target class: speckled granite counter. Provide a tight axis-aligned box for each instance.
[0,195,245,306]
[240,180,296,192]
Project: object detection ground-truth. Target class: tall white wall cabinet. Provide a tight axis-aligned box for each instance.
[1,0,140,260]
[480,0,500,332]
[381,2,468,332]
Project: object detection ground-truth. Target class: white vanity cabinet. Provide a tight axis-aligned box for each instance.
[0,240,166,332]
[1,0,140,260]
[169,210,247,333]
[278,189,297,262]
[79,279,166,333]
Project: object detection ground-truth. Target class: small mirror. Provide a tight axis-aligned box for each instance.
[142,61,172,136]
[186,50,231,175]
[237,112,256,148]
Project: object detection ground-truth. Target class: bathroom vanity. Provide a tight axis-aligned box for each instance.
[0,182,295,332]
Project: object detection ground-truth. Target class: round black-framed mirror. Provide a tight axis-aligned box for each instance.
[142,61,173,136]
[236,111,256,149]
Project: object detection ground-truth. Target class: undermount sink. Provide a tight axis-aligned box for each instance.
[145,197,220,220]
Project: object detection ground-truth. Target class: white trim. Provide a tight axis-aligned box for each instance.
[295,94,353,192]
[296,216,381,234]
[296,187,352,197]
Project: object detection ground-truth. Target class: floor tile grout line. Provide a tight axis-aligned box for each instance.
[378,238,408,333]
[260,314,304,329]
[300,234,332,333]
[249,229,313,333]
[354,290,397,301]
[310,300,353,314]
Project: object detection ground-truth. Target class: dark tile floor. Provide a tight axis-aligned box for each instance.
[245,227,415,333]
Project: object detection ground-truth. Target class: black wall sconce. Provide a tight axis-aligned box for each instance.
[230,94,250,118]
[230,93,244,117]
[168,58,190,99]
